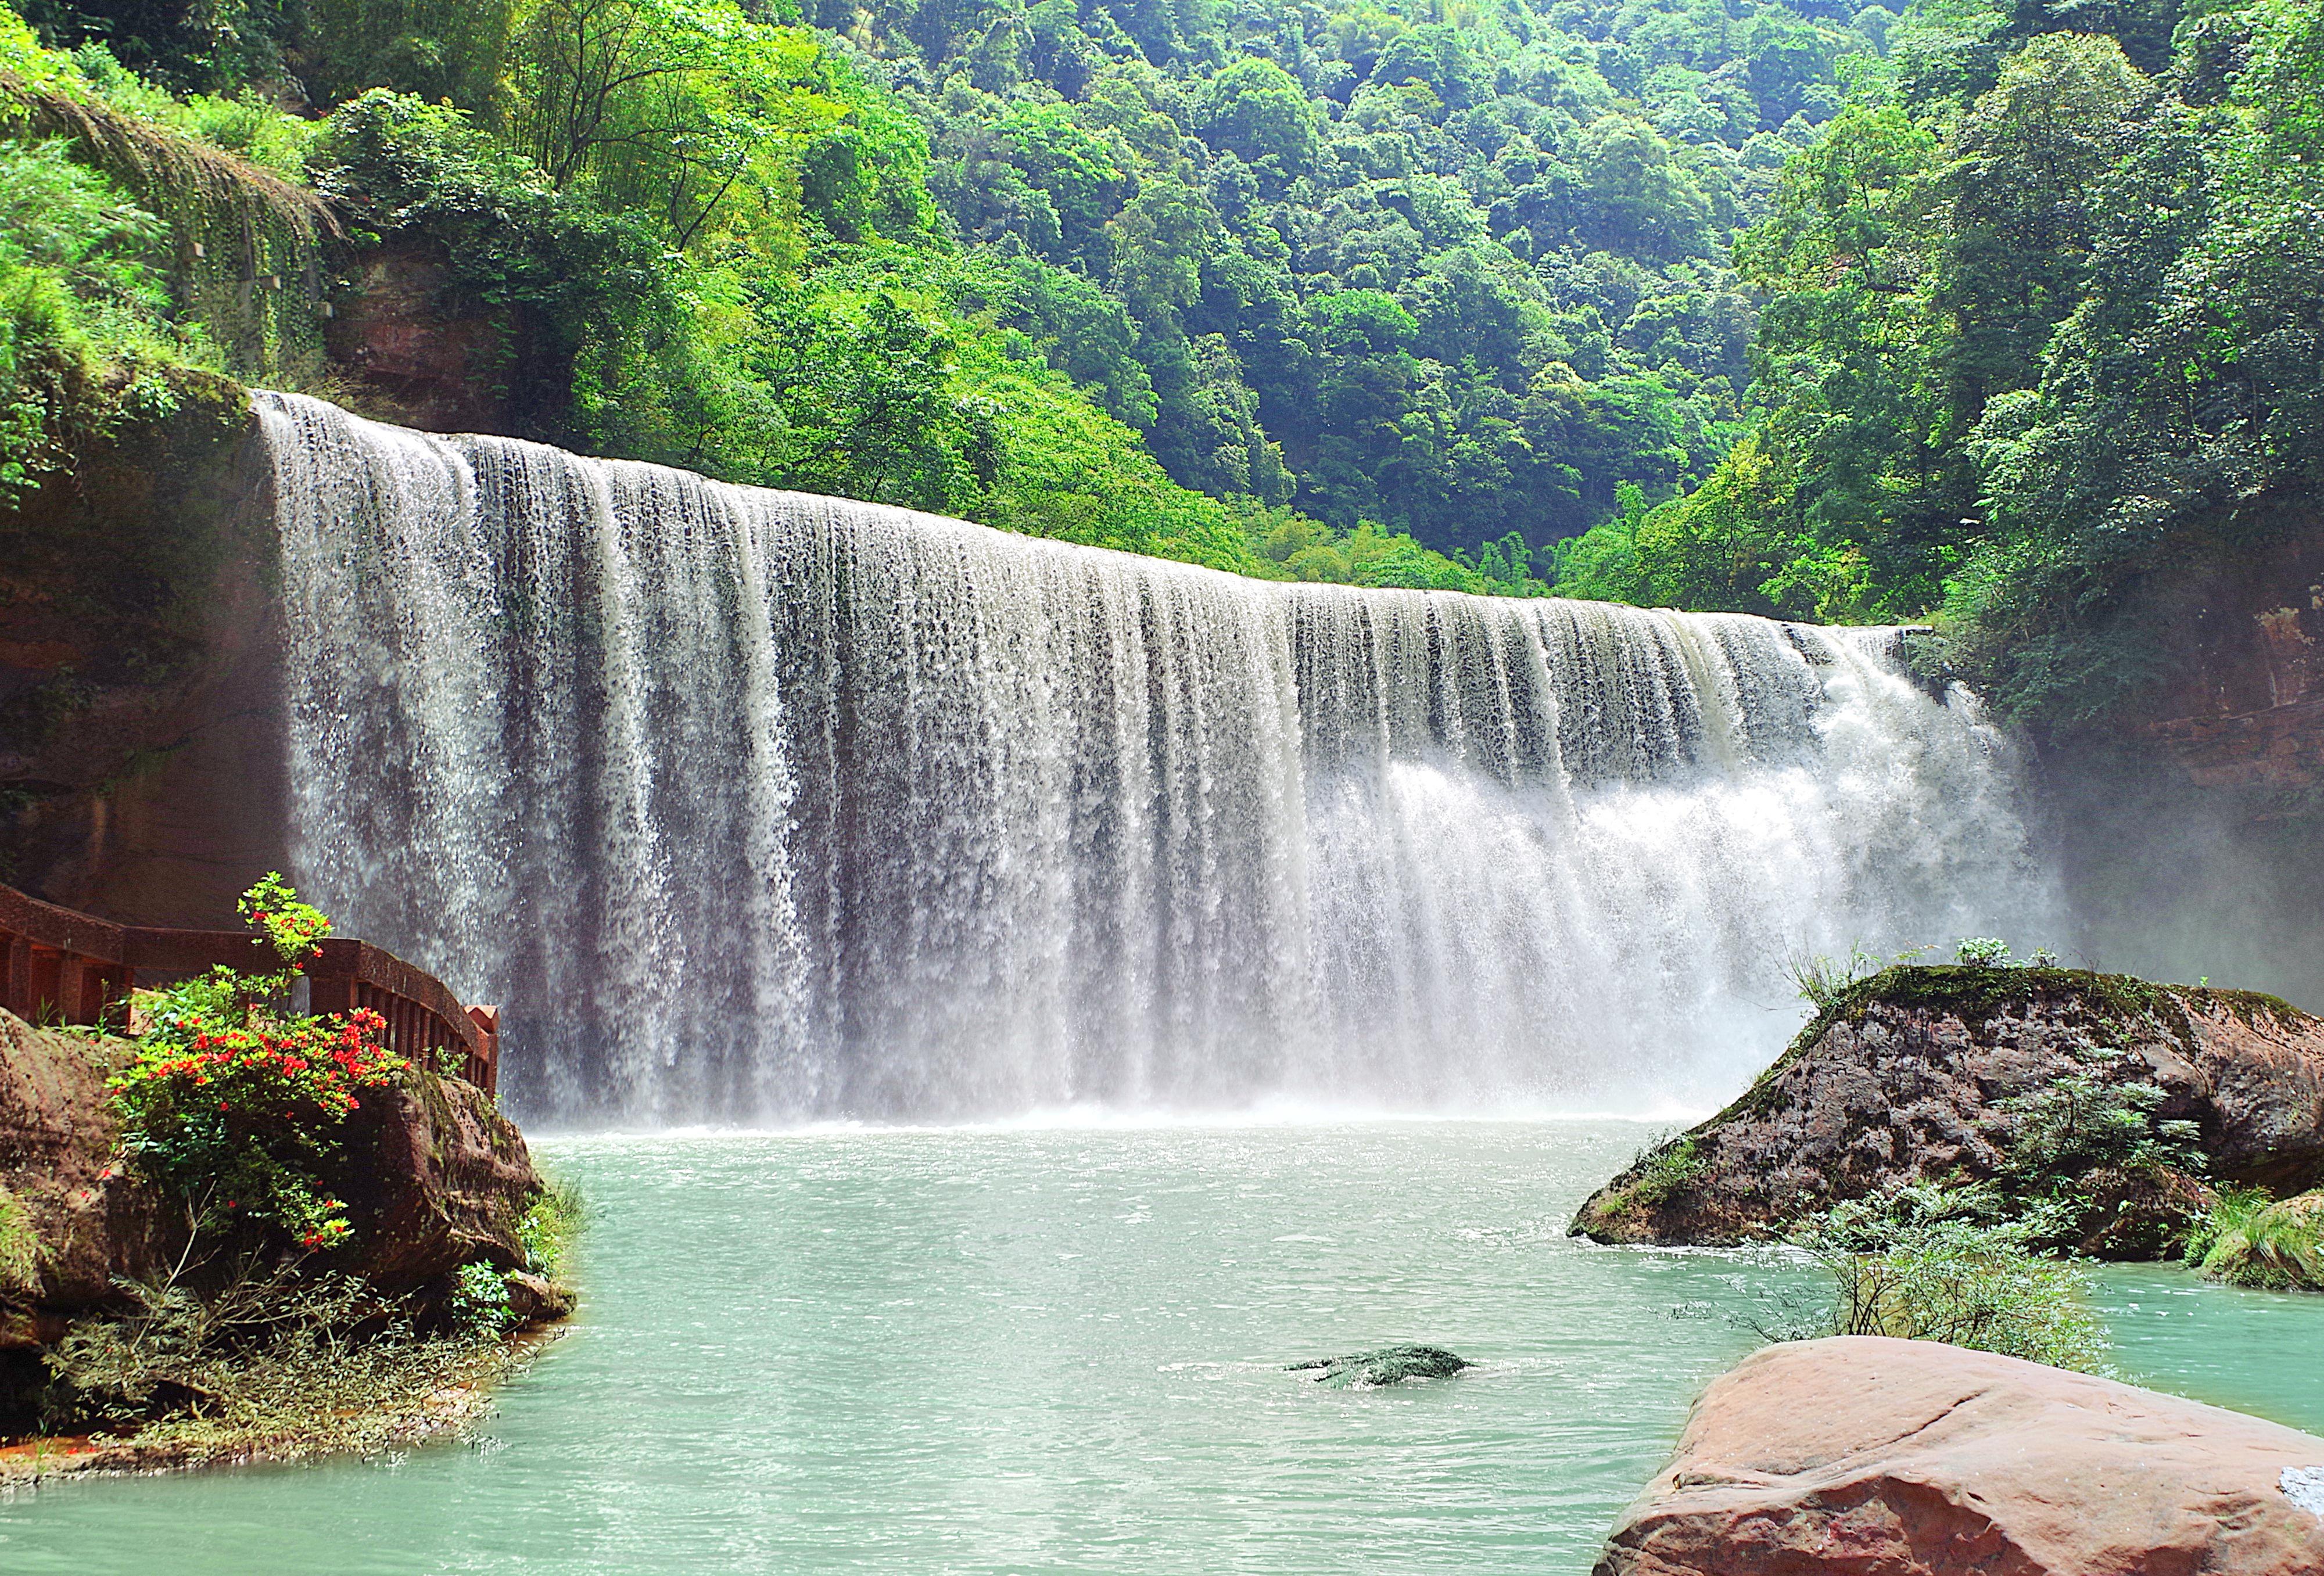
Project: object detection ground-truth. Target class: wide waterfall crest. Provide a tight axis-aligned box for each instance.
[259,390,2056,1123]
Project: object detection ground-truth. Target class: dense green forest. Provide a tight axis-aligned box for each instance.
[1,0,2319,699]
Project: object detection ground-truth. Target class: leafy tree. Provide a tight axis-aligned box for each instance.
[1191,57,1318,184]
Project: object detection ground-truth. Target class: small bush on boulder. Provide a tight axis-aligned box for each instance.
[109,873,401,1250]
[1749,1186,2114,1375]
[2190,1189,2323,1292]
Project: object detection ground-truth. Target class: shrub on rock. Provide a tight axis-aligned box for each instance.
[1570,964,2324,1258]
[2192,1189,2324,1293]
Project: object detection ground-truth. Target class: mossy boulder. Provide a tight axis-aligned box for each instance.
[1569,966,2324,1255]
[1287,1345,1471,1387]
[2196,1190,2323,1292]
[0,1006,558,1385]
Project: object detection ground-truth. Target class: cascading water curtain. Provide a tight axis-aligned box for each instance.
[260,390,2061,1125]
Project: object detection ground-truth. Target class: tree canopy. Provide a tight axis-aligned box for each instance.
[4,0,2320,668]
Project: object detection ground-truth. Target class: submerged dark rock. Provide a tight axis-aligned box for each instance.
[1569,965,2324,1254]
[1287,1344,1471,1387]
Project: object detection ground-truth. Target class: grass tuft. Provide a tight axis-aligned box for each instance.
[2192,1189,2323,1292]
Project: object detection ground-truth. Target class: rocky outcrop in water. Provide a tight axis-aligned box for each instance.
[1596,1336,2324,1576]
[1569,967,2324,1253]
[1286,1345,1469,1387]
[0,1006,557,1355]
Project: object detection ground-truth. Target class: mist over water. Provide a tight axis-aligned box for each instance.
[258,391,2057,1124]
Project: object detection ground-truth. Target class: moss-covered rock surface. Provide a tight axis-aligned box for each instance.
[1568,966,2324,1258]
[2191,1189,2324,1292]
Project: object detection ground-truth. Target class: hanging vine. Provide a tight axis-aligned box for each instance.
[1,68,337,380]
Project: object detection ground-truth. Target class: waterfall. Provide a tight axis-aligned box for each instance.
[258,390,2058,1124]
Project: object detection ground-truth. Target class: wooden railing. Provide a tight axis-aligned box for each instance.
[0,882,498,1095]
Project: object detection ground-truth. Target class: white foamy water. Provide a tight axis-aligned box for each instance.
[257,390,2057,1123]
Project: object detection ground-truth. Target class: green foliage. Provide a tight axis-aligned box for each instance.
[302,0,514,117]
[45,1261,521,1452]
[881,0,1861,559]
[0,23,202,505]
[1624,1136,1703,1208]
[9,0,1867,589]
[507,0,930,253]
[449,1262,515,1333]
[34,0,2314,661]
[109,877,406,1251]
[238,869,330,967]
[1938,0,2324,723]
[517,1180,584,1281]
[1775,1186,2115,1373]
[297,85,1471,579]
[2190,1189,2323,1292]
[1572,0,2324,727]
[2183,1184,2268,1270]
[1996,1064,2204,1188]
[0,1181,37,1296]
[1781,941,1928,1013]
[1192,58,1318,181]
[0,12,336,493]
[1954,936,2011,967]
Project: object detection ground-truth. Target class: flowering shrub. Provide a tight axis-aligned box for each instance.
[108,878,406,1251]
[238,871,333,971]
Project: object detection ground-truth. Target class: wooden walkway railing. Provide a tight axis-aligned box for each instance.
[0,882,498,1095]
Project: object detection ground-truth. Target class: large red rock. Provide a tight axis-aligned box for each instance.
[0,1007,546,1347]
[1598,1336,2324,1576]
[0,1009,174,1332]
[339,1056,543,1295]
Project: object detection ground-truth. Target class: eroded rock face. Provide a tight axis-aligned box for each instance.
[1597,1336,2324,1576]
[323,245,518,436]
[338,1056,543,1295]
[2129,522,2323,799]
[0,1007,543,1346]
[1570,968,2324,1250]
[0,1012,171,1335]
[0,375,288,928]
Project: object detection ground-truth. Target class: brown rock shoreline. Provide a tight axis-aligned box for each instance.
[0,1006,573,1456]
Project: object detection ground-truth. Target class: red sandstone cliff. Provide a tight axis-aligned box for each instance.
[0,375,288,929]
[2131,520,2324,806]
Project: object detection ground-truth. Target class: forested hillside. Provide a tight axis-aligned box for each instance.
[2,0,2319,683]
[1558,0,2324,725]
[0,0,1889,594]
